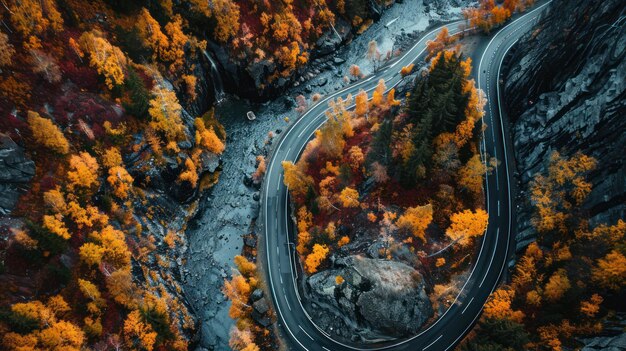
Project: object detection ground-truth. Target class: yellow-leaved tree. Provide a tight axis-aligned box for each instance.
[355,90,368,117]
[396,204,433,243]
[592,250,626,291]
[223,274,252,319]
[543,269,570,302]
[123,310,157,351]
[338,187,360,208]
[446,208,488,246]
[27,111,69,154]
[282,161,313,198]
[107,166,134,199]
[149,85,186,143]
[79,30,127,89]
[9,0,63,49]
[67,152,100,192]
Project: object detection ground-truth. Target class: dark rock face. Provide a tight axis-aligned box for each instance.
[503,0,626,251]
[580,333,626,351]
[306,256,432,342]
[0,133,35,215]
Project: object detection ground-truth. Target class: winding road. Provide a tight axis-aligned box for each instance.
[260,2,551,350]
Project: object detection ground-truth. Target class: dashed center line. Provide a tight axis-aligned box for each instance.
[423,335,443,350]
[462,297,475,314]
[299,325,314,341]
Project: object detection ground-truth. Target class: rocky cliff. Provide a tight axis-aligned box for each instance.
[207,2,393,101]
[0,134,35,215]
[503,0,626,250]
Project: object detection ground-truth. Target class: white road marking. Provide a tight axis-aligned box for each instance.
[498,200,500,216]
[479,227,499,288]
[423,335,443,350]
[299,325,314,341]
[461,297,475,314]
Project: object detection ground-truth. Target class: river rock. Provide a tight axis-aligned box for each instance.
[332,56,346,65]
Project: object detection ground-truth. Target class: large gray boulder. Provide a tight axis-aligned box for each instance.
[306,256,432,342]
[0,134,35,215]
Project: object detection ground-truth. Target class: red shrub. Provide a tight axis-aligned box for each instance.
[0,113,28,139]
[59,60,100,91]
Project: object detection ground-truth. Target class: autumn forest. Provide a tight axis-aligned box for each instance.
[0,0,623,351]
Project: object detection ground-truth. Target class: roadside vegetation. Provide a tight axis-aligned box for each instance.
[0,1,228,349]
[283,34,493,317]
[460,152,625,351]
[463,0,537,34]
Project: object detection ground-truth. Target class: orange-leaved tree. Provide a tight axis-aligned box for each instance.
[107,166,134,199]
[123,310,157,351]
[400,63,415,77]
[483,288,524,322]
[195,118,225,154]
[305,244,329,274]
[426,27,457,60]
[178,158,199,187]
[234,255,256,277]
[223,274,252,319]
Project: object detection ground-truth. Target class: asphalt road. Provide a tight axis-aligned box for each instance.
[260,3,551,350]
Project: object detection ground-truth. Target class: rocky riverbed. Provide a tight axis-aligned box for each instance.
[183,1,471,349]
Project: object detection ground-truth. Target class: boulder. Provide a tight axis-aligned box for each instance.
[253,297,269,315]
[333,57,346,65]
[306,256,433,340]
[250,289,264,302]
